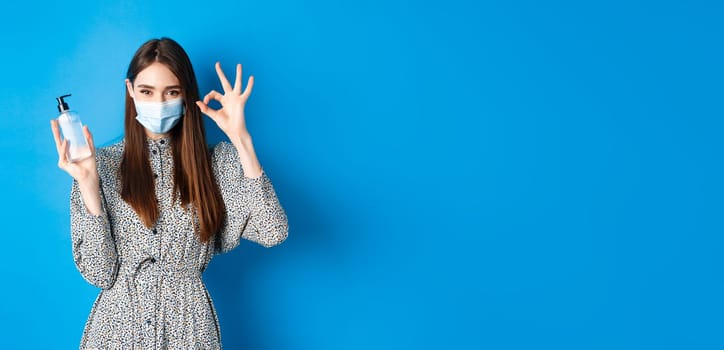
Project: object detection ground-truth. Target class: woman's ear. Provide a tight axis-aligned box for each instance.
[125,79,135,99]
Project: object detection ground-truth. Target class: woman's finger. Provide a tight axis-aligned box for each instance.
[203,90,224,105]
[83,125,96,158]
[196,101,219,122]
[51,119,63,150]
[243,75,254,97]
[57,139,69,169]
[51,120,67,161]
[215,62,233,93]
[233,63,242,94]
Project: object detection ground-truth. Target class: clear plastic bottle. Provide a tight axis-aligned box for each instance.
[56,94,92,162]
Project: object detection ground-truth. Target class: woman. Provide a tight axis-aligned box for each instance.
[50,37,289,349]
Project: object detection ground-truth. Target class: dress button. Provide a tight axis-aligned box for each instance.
[150,258,156,263]
[152,228,158,235]
[160,139,165,144]
[154,173,158,179]
[146,319,152,325]
[152,149,158,155]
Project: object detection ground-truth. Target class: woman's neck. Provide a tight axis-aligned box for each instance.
[145,129,170,140]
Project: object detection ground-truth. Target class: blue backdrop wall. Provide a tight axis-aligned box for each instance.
[0,0,722,349]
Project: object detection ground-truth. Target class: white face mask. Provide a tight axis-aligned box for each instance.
[133,97,185,134]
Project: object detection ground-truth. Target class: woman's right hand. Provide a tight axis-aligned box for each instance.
[52,120,104,216]
[50,119,99,185]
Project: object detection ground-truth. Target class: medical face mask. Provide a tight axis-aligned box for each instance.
[133,97,185,134]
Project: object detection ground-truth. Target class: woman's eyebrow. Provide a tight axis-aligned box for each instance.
[136,84,182,90]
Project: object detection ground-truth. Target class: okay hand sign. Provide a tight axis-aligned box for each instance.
[196,62,255,140]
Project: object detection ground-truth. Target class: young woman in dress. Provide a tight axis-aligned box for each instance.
[50,37,288,349]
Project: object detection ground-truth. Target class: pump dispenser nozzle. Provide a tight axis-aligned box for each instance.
[56,94,71,113]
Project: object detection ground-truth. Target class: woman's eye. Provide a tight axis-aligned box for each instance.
[139,90,151,95]
[168,90,180,96]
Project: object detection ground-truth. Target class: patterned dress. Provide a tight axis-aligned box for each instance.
[69,135,289,349]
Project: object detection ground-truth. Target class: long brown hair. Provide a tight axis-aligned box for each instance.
[120,37,225,243]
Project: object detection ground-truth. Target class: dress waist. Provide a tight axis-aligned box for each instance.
[118,258,202,281]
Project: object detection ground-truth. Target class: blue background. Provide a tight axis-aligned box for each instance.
[0,0,722,349]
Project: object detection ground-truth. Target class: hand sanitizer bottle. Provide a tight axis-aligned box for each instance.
[56,94,92,162]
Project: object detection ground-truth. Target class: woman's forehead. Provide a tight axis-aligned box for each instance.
[134,62,180,87]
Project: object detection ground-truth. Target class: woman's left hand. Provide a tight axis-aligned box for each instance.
[196,62,255,141]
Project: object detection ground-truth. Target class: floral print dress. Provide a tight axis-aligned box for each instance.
[69,135,288,349]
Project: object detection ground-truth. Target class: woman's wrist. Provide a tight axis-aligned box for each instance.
[77,175,103,216]
[230,134,263,178]
[78,175,100,191]
[229,132,252,148]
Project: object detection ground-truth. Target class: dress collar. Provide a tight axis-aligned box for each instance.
[146,135,172,149]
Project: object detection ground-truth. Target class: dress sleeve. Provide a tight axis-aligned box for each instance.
[69,175,119,289]
[211,141,289,254]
